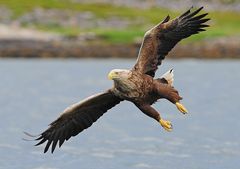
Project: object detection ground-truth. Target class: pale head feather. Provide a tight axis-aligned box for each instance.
[108,69,131,81]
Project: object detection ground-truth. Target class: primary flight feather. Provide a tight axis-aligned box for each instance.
[29,7,210,153]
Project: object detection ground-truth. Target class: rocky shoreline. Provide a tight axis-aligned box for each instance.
[0,1,239,59]
[0,36,239,59]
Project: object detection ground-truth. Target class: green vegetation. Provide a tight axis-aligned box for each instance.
[0,0,239,44]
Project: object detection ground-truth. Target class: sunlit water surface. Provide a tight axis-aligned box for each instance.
[0,59,240,169]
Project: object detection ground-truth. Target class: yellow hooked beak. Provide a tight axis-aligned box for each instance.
[108,71,116,80]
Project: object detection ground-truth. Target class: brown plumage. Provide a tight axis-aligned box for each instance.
[134,6,209,77]
[29,7,210,153]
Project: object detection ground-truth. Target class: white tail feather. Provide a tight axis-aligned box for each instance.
[161,69,174,86]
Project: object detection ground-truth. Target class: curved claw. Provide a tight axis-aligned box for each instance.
[159,119,173,132]
[176,102,188,114]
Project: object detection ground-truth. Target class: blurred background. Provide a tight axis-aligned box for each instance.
[1,1,240,169]
[0,0,239,58]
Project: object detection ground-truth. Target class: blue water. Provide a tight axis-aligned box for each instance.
[0,59,240,169]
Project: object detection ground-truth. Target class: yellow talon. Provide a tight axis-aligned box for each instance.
[176,102,188,114]
[159,119,172,132]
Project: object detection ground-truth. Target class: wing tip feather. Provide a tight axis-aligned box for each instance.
[180,6,193,18]
[161,15,170,24]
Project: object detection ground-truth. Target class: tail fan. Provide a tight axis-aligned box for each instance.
[160,69,174,86]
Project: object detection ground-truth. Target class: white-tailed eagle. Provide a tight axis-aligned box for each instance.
[27,7,209,153]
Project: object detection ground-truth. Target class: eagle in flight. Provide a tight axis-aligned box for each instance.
[29,7,210,153]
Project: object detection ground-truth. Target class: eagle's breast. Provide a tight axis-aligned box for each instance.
[112,72,153,101]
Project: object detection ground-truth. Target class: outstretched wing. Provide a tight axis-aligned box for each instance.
[133,7,210,77]
[35,89,122,153]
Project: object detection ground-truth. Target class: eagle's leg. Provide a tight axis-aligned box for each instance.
[158,85,188,114]
[168,90,188,114]
[135,103,172,131]
[175,102,188,114]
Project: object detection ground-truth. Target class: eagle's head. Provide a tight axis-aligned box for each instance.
[108,69,132,81]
